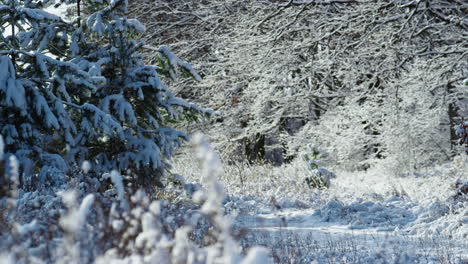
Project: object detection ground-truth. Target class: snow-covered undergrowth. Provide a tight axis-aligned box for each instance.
[0,136,270,264]
[242,228,467,263]
[1,138,466,263]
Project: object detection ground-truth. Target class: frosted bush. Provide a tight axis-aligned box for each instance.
[302,145,335,189]
[0,136,269,263]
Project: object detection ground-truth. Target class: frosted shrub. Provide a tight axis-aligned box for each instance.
[0,135,20,198]
[62,138,270,264]
[0,0,210,187]
[303,145,335,189]
[454,118,468,155]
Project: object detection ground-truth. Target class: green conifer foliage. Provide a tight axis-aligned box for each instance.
[0,0,210,187]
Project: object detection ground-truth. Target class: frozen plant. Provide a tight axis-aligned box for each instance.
[454,118,468,154]
[303,144,335,189]
[192,134,271,264]
[56,191,95,264]
[102,170,128,210]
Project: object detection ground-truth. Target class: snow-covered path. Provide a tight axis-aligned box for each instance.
[236,208,468,263]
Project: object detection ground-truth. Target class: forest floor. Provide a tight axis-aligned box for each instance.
[1,145,466,264]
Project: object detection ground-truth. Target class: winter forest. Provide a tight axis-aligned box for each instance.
[0,0,467,263]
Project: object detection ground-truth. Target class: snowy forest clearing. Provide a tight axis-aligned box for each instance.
[1,0,467,263]
[173,150,468,263]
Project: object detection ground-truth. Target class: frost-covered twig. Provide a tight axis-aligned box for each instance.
[192,134,271,263]
[56,191,95,264]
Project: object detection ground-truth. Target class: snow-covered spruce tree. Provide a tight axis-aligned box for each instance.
[0,0,210,188]
[68,0,211,183]
[0,0,99,183]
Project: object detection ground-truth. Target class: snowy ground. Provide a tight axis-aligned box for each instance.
[173,150,468,263]
[237,207,467,263]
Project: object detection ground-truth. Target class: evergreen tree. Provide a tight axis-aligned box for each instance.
[0,0,97,178]
[0,0,210,187]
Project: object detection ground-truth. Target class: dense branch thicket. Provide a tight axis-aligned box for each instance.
[130,0,467,173]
